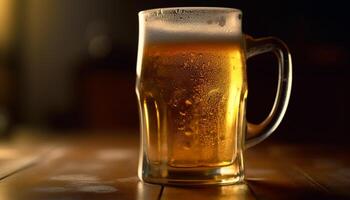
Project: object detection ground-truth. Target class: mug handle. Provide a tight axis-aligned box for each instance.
[244,35,292,149]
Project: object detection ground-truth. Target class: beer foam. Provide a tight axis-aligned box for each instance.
[139,7,242,43]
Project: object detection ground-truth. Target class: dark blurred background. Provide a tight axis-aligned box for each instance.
[0,0,349,143]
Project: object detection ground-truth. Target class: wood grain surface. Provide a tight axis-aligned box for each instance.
[0,131,348,199]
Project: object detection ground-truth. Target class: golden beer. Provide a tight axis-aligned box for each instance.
[137,42,247,168]
[137,7,292,185]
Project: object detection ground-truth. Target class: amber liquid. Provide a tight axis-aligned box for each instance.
[137,42,247,168]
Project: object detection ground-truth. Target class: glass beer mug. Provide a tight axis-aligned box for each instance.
[136,7,292,185]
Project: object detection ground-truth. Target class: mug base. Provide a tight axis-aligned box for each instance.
[139,152,244,186]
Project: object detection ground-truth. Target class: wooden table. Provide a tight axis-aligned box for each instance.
[0,130,349,199]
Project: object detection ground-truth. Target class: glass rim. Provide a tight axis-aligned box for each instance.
[138,7,242,16]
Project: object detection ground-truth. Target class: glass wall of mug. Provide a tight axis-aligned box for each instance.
[136,7,292,185]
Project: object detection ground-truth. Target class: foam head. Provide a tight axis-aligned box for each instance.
[138,7,243,43]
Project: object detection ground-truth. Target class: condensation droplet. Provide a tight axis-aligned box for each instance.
[194,97,202,103]
[220,135,225,141]
[208,88,219,96]
[184,131,192,136]
[183,141,191,150]
[179,111,186,116]
[185,100,192,105]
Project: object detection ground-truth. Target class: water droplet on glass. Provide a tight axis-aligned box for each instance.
[178,126,185,131]
[179,111,186,116]
[220,135,225,141]
[208,88,219,96]
[183,141,191,150]
[194,97,201,103]
[184,131,192,136]
[185,100,192,105]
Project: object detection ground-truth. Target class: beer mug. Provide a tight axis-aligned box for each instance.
[136,7,292,185]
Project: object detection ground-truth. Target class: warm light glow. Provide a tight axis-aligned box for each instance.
[0,148,18,159]
[217,184,252,200]
[136,15,146,77]
[225,49,243,134]
[143,99,151,150]
[0,0,13,48]
[154,101,161,161]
